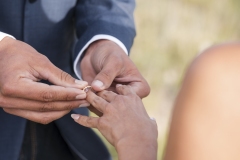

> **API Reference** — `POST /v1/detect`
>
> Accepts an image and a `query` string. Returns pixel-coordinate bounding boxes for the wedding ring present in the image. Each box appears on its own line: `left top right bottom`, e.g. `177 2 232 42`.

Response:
83 86 92 93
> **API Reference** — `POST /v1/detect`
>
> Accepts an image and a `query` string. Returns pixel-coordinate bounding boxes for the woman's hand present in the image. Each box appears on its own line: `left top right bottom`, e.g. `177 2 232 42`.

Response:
71 84 158 160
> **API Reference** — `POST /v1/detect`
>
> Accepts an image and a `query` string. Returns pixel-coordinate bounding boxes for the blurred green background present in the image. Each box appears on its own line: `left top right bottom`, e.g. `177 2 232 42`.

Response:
94 0 240 159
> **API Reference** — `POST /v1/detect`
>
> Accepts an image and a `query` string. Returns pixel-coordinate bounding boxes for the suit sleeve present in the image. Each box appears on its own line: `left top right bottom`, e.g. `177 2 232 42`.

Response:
73 0 136 60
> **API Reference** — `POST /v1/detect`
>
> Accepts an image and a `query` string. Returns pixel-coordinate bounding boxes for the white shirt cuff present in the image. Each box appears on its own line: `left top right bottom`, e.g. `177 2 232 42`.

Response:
73 35 128 80
0 32 15 41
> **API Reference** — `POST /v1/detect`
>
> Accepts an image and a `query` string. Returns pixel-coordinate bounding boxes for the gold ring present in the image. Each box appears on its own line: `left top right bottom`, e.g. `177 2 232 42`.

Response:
83 86 92 93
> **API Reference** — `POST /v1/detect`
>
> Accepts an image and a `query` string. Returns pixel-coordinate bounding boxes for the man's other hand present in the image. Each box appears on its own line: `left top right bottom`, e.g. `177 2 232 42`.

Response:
0 37 89 124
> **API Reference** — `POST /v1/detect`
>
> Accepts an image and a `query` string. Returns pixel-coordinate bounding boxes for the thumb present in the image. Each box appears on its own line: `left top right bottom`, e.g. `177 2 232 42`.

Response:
39 62 88 89
91 65 118 91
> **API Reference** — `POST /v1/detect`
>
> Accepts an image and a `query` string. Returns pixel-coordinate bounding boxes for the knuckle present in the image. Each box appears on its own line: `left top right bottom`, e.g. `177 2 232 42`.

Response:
104 104 113 113
40 103 54 111
98 118 108 129
37 55 50 66
92 96 101 106
102 91 112 99
40 91 55 102
39 54 48 60
64 104 74 110
115 96 123 103
86 117 94 125
115 97 127 110
40 55 50 63
64 93 72 101
60 71 72 82
42 55 50 62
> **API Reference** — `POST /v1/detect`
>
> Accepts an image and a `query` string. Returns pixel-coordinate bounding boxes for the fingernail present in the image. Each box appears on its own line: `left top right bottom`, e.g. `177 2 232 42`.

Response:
75 80 88 86
79 103 90 107
76 93 86 99
92 80 104 89
71 114 80 120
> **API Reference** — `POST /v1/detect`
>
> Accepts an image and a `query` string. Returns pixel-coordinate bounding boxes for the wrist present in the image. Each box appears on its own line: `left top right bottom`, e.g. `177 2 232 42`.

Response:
116 135 158 160
116 135 158 151
84 39 121 57
115 121 158 160
117 140 158 160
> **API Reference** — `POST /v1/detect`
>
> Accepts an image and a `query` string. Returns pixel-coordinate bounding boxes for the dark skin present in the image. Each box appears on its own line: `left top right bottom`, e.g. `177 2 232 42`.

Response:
0 37 150 123
0 37 89 124
72 85 158 160
81 40 150 115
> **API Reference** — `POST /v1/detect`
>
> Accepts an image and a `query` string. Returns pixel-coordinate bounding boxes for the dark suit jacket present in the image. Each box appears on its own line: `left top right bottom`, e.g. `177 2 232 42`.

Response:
0 0 135 159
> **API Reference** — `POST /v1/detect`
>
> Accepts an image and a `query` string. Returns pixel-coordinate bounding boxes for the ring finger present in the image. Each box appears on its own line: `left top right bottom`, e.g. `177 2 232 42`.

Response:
97 90 117 103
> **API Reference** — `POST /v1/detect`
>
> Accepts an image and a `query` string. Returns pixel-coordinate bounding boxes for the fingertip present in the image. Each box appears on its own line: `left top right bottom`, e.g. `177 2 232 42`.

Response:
71 114 80 120
91 80 105 91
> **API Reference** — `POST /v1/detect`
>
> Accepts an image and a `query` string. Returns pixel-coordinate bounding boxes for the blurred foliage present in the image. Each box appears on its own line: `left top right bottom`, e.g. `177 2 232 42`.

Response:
94 0 240 159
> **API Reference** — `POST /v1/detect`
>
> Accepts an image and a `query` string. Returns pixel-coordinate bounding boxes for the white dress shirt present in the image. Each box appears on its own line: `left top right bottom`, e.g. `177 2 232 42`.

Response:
0 32 15 41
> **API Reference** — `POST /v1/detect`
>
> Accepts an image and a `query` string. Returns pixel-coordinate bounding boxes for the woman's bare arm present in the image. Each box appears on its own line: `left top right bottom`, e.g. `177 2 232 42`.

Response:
164 43 240 160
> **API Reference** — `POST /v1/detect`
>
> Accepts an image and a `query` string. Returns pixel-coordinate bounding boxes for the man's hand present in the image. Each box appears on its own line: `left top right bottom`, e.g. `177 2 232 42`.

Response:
71 85 158 160
80 40 150 98
0 37 89 124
